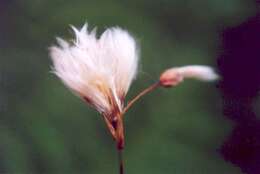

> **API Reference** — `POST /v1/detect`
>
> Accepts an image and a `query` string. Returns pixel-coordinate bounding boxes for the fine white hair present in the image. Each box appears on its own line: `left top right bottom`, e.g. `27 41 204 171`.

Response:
49 24 139 115
159 65 218 87
173 65 219 81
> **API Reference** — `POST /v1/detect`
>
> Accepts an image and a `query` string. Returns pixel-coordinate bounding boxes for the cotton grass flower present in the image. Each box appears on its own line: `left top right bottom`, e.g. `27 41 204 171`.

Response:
49 23 219 174
49 24 139 149
122 65 218 114
159 65 219 87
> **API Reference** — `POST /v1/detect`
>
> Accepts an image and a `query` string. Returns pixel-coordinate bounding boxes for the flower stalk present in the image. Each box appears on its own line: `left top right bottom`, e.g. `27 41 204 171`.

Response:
123 82 160 114
118 147 124 174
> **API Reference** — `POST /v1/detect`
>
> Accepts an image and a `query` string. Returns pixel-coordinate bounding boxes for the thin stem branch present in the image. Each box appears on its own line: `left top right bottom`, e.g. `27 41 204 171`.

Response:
123 82 160 114
117 148 124 174
114 82 160 174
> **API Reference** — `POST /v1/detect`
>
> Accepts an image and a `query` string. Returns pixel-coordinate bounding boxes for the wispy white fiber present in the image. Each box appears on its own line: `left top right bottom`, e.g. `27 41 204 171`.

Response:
49 24 139 115
160 65 218 87
173 65 219 81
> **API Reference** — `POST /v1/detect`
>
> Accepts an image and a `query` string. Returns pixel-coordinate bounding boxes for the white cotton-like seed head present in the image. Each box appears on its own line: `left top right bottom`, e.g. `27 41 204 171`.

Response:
49 24 139 116
160 65 218 87
175 65 219 81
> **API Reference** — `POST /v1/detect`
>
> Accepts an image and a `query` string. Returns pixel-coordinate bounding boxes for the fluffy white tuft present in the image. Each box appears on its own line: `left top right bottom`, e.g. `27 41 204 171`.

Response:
49 24 139 115
159 65 218 87
176 65 219 81
175 65 219 81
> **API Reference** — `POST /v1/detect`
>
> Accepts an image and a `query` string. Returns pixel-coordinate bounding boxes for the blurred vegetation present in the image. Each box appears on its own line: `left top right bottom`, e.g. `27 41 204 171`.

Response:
0 0 257 173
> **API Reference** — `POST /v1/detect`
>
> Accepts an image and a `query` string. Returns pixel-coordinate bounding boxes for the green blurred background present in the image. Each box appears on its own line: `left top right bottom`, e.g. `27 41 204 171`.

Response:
0 0 257 173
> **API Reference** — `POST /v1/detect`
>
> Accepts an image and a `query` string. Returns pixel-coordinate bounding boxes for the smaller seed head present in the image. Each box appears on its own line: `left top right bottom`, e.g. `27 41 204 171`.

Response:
159 65 218 87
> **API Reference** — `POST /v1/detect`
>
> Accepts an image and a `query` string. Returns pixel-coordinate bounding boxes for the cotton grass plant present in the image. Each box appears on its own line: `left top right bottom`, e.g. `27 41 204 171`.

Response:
49 23 218 174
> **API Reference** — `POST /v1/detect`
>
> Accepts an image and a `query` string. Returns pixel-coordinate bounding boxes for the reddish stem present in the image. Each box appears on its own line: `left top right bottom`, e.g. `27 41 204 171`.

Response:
123 82 160 114
118 148 124 174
